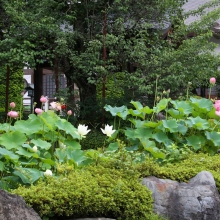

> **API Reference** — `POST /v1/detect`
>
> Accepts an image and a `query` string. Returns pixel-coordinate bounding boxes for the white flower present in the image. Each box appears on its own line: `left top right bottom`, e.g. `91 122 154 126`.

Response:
101 124 116 137
77 124 91 138
50 101 61 111
44 169 53 176
59 142 66 149
32 146 38 153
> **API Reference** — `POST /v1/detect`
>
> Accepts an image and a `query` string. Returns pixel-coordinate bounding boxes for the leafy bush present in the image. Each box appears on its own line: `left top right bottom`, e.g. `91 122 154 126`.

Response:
12 165 153 220
81 129 106 150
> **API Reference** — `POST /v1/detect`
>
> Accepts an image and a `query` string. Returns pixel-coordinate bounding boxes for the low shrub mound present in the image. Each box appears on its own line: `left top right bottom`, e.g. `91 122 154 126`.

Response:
12 166 153 220
135 153 220 190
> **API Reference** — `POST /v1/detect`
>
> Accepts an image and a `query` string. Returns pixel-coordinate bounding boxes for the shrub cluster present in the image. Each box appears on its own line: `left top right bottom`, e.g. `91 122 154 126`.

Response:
12 165 153 220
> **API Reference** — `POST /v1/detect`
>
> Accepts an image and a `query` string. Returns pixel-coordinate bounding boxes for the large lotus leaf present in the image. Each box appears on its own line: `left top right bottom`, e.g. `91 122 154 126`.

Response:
116 109 129 120
167 108 184 119
104 105 128 119
55 148 67 163
190 97 213 112
31 139 51 150
0 131 26 150
66 148 87 165
129 119 145 127
152 131 172 146
177 122 188 135
0 148 19 160
64 139 81 149
207 107 220 120
128 109 145 119
187 116 210 130
106 142 119 152
55 119 80 139
205 131 220 146
14 118 42 135
161 119 178 133
142 106 154 115
186 135 206 150
43 131 58 142
130 100 143 110
40 110 59 130
16 147 34 158
154 98 170 114
140 138 165 159
124 129 137 140
134 127 153 139
143 121 160 128
40 158 55 166
0 123 12 132
170 100 192 115
13 167 42 184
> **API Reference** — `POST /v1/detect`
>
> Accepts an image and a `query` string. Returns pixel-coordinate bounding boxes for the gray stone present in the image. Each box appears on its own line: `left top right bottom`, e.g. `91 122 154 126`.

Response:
0 189 41 220
142 171 220 220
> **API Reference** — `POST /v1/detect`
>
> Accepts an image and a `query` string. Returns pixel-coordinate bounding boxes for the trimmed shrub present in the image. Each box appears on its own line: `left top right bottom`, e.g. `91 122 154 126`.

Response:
12 165 153 220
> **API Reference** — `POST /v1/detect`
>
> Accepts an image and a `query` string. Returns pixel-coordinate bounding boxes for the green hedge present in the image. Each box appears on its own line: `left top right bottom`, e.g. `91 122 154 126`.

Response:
12 166 153 220
0 66 24 115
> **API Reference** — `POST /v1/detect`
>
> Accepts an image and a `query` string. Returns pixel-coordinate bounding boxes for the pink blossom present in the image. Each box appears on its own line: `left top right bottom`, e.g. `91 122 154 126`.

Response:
7 111 19 118
210 77 216 85
50 101 61 111
214 100 220 116
40 96 47 103
35 108 43 115
67 110 72 116
10 102 16 108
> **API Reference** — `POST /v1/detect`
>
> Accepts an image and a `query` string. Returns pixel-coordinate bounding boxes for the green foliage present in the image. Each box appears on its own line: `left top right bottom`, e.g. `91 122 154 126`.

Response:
135 152 220 192
0 66 24 115
81 129 106 150
104 97 220 162
12 166 153 220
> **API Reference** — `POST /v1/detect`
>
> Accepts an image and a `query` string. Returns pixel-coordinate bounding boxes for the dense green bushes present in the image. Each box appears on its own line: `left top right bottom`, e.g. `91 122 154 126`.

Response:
12 166 153 220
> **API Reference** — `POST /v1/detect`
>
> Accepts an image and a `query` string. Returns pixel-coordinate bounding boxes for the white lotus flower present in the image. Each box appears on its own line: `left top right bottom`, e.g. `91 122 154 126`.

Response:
44 169 53 176
101 124 116 137
77 124 91 138
32 146 38 153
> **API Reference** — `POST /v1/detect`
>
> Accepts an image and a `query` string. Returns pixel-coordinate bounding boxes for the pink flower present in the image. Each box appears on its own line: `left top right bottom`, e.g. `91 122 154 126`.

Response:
7 111 19 118
214 100 220 116
67 110 72 116
35 108 43 115
10 102 16 108
210 77 216 85
50 102 61 111
40 96 47 103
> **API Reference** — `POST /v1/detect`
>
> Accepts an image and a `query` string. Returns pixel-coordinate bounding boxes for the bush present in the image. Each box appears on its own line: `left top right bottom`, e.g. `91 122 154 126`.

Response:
12 165 153 220
135 153 220 191
81 129 106 150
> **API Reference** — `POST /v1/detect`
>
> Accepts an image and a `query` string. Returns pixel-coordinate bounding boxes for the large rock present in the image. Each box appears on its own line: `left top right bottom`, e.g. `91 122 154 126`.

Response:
142 171 220 220
0 189 41 220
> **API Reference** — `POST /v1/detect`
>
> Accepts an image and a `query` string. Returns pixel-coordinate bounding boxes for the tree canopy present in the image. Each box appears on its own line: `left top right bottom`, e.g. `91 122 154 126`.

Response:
0 0 220 121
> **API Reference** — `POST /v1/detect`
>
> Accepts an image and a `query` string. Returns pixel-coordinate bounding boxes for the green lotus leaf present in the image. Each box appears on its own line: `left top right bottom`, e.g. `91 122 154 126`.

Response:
130 101 143 110
134 127 153 139
161 119 178 133
190 97 213 112
31 139 51 150
16 147 34 158
55 148 67 163
128 109 145 119
104 105 128 116
14 118 42 135
170 100 192 115
66 148 87 165
0 148 19 160
186 135 206 150
0 131 27 149
55 119 80 139
205 131 220 146
187 116 210 130
106 142 119 152
154 98 169 113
